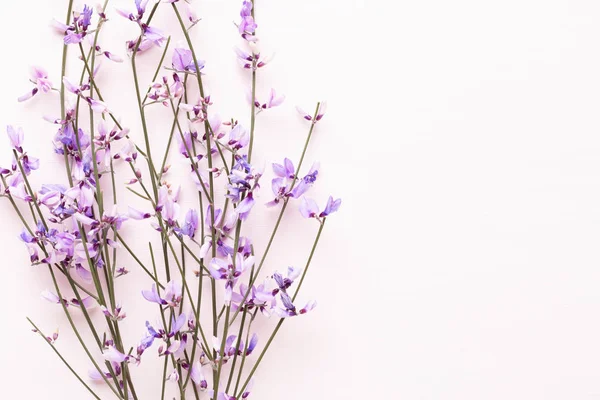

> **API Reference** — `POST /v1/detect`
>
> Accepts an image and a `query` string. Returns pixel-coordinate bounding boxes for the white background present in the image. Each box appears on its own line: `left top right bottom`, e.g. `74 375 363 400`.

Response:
1 0 600 399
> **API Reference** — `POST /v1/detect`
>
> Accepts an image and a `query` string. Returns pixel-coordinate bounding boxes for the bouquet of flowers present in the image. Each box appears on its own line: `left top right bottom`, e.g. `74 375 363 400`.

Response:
2 0 340 398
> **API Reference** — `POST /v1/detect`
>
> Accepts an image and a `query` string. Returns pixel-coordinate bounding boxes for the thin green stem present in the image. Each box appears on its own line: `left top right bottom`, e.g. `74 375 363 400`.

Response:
48 266 121 398
27 318 101 400
225 308 247 392
116 232 164 288
236 220 326 397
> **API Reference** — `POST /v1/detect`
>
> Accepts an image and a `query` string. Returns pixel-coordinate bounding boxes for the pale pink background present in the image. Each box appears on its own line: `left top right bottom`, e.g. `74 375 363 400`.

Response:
2 0 600 399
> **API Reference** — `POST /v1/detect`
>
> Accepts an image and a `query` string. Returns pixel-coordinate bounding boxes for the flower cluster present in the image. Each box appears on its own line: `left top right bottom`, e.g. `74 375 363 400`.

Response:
3 1 340 399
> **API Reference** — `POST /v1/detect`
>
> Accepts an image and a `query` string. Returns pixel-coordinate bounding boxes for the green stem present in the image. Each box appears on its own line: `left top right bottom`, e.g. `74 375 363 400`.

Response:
27 318 101 400
236 220 326 397
48 266 121 398
293 220 325 301
225 308 247 392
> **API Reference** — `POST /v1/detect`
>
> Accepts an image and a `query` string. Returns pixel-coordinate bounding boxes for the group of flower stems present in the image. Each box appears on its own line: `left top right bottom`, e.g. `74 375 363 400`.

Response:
6 1 327 399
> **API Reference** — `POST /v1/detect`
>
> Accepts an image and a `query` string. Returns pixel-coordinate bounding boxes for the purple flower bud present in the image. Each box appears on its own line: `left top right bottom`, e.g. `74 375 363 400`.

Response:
246 333 258 355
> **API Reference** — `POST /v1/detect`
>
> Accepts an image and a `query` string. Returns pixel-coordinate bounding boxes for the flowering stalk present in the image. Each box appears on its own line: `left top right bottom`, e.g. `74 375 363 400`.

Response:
235 220 326 397
230 102 321 325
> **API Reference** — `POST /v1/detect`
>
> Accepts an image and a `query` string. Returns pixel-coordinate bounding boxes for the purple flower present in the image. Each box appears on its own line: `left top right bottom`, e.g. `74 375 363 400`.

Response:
18 67 53 102
198 206 236 258
190 360 208 390
276 291 317 318
157 185 180 227
227 124 249 150
209 254 255 305
116 0 148 21
143 25 166 47
231 282 276 316
296 102 327 122
21 155 40 175
115 140 138 163
178 208 198 238
64 32 84 44
235 192 255 221
290 162 319 198
7 126 24 152
128 206 152 220
267 160 318 206
169 313 187 337
299 196 341 219
80 5 93 30
103 345 129 363
239 1 257 35
273 266 301 292
142 283 165 305
172 48 204 72
253 88 285 110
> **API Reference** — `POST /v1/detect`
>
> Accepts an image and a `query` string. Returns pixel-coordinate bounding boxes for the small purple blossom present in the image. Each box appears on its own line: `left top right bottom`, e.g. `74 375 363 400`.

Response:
252 88 285 110
296 102 327 122
7 126 24 152
238 1 257 36
209 254 255 305
299 196 342 219
18 67 53 102
172 48 204 72
190 360 208 390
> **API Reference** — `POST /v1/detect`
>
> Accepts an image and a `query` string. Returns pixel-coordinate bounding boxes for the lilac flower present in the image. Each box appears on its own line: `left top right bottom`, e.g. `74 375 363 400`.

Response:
103 345 129 363
64 31 84 44
241 380 254 399
212 334 238 362
226 156 262 219
276 291 317 318
232 283 272 314
128 206 152 220
296 102 327 122
267 159 319 206
87 97 109 114
253 88 285 110
190 360 208 390
115 140 138 163
158 339 181 356
299 196 342 219
142 283 164 305
116 0 148 21
88 368 115 382
172 48 204 72
18 67 53 102
198 206 236 258
143 25 167 47
156 185 181 228
165 280 183 307
227 124 249 150
101 305 126 321
239 1 257 35
273 266 302 292
7 126 24 152
234 47 271 69
168 369 179 383
289 162 319 199
169 313 188 337
79 5 93 30
178 208 198 238
236 192 255 221
21 155 40 175
208 254 255 305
